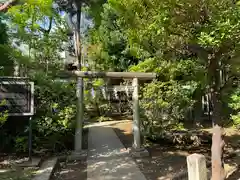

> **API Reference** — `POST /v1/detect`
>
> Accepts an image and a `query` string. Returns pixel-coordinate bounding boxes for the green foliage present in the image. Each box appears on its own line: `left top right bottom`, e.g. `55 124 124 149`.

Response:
87 2 140 71
32 74 77 152
85 0 106 27
84 78 110 118
0 13 8 44
15 136 28 152
7 0 68 77
0 13 15 76
140 80 197 136
0 100 8 125
3 0 240 152
0 0 73 153
85 0 240 131
130 58 204 135
229 87 240 127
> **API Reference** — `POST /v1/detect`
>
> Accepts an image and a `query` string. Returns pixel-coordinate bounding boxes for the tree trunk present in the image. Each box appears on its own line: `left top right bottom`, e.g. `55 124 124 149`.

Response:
211 125 225 180
208 58 225 180
208 57 222 126
211 90 222 126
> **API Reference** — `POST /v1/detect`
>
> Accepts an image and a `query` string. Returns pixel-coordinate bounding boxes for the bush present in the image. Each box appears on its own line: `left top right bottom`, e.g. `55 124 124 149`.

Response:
32 74 77 152
0 73 78 153
140 80 197 139
0 99 8 125
229 87 240 128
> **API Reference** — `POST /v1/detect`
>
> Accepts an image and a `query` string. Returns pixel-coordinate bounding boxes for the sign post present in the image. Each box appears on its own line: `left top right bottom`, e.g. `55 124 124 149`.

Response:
0 78 34 161
28 116 32 161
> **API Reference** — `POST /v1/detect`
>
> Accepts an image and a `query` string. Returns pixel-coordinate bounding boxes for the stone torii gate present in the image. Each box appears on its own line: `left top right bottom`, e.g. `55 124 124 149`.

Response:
64 70 157 155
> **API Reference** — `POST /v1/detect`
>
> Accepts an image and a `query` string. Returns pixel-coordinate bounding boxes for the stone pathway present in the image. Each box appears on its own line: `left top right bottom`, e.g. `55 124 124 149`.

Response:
86 121 147 180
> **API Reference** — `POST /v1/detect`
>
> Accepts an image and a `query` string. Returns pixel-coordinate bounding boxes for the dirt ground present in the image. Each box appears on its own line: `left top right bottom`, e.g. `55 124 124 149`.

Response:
52 160 87 180
0 129 89 180
0 168 35 180
111 120 240 180
0 155 37 180
52 128 88 180
2 120 239 180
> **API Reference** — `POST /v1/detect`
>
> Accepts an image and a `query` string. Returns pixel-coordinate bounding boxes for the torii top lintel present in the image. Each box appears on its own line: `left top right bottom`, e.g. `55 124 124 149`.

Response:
63 71 157 80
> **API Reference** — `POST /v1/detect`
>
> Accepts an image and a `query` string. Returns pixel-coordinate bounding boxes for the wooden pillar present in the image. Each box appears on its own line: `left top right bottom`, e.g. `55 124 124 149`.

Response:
132 78 141 149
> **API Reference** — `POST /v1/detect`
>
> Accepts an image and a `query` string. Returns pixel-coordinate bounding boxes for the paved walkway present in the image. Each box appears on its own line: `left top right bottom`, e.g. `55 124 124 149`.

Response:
86 121 147 180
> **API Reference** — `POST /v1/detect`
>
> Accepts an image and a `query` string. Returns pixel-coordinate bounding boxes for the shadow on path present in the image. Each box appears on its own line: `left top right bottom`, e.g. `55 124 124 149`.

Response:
87 124 146 180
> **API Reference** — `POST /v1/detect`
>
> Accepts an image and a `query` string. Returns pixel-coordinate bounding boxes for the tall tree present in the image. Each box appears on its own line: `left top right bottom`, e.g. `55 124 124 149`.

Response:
87 3 142 71
103 0 240 126
0 13 14 75
7 0 68 76
88 0 240 178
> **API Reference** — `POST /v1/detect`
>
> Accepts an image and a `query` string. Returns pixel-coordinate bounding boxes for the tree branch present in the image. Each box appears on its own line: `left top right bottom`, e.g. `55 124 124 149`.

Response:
39 16 53 34
47 16 53 34
220 75 239 93
0 0 16 12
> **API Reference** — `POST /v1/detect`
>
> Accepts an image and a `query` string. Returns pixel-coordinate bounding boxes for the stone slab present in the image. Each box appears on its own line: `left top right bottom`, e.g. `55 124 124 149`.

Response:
57 151 88 162
32 157 58 180
16 158 42 167
129 147 150 158
68 151 88 161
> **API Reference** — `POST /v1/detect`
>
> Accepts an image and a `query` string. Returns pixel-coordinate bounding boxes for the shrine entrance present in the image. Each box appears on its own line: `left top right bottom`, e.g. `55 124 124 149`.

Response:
62 71 156 153
86 83 134 118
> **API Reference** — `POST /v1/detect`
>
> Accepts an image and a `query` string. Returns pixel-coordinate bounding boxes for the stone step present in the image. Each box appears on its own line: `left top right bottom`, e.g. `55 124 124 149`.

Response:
32 157 58 180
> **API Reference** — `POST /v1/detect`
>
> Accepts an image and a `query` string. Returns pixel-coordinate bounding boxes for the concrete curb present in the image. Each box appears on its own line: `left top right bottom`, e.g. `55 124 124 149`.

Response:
32 157 58 180
31 151 87 180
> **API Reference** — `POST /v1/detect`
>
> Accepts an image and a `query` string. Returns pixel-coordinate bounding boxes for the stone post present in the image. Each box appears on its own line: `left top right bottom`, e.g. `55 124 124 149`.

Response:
132 77 141 149
74 2 84 153
130 78 149 157
187 153 207 180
